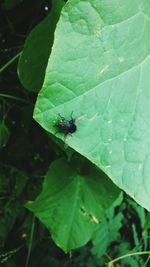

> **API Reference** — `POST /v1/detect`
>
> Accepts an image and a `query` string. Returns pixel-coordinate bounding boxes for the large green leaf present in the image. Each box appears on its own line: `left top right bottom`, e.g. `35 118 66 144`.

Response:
26 158 119 252
34 0 150 210
18 0 64 91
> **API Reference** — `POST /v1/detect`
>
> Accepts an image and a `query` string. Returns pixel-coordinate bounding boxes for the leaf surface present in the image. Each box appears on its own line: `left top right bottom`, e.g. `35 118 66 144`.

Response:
34 0 150 210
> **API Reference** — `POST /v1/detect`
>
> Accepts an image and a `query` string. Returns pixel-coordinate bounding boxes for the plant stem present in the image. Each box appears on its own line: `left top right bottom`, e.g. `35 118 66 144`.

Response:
0 51 22 73
142 254 150 267
0 93 30 104
107 251 150 267
25 215 35 267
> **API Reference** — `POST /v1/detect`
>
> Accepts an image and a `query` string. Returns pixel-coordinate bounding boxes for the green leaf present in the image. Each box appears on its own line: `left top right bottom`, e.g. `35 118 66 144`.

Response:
0 122 10 148
34 0 150 210
18 0 64 91
26 158 119 252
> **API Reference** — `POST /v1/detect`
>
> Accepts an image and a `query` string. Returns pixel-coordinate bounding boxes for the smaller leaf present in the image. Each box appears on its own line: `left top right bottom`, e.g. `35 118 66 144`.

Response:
26 158 120 252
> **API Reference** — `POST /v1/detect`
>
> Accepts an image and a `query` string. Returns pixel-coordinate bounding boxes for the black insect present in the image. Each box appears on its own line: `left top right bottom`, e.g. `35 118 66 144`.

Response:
54 112 77 138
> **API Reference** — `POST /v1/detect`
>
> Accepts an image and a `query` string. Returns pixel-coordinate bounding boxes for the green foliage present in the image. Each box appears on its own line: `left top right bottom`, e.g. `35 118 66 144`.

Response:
1 0 150 266
91 193 123 258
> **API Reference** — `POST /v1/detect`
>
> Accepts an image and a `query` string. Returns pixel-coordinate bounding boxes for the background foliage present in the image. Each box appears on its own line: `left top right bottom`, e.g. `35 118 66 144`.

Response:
0 0 150 266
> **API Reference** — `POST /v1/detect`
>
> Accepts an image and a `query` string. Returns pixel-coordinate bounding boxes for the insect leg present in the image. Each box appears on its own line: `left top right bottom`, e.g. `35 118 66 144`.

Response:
70 111 74 120
58 113 65 120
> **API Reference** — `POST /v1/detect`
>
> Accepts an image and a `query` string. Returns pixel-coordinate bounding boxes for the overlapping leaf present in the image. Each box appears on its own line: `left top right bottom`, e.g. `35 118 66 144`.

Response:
34 0 150 210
